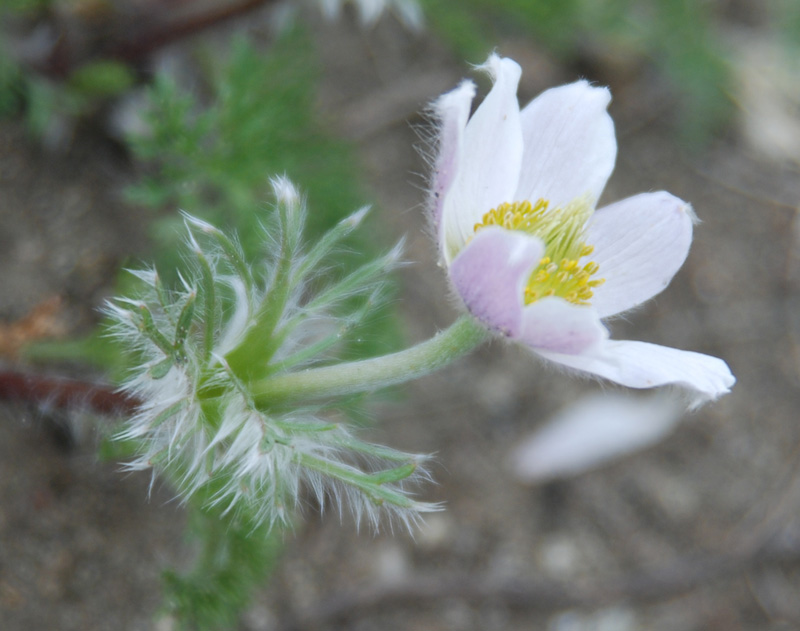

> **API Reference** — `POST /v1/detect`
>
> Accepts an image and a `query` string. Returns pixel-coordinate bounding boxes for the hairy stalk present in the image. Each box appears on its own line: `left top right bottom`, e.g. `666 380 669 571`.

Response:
252 315 488 409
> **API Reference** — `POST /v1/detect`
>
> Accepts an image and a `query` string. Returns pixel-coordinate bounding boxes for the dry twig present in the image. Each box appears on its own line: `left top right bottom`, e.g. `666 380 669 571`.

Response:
0 368 138 416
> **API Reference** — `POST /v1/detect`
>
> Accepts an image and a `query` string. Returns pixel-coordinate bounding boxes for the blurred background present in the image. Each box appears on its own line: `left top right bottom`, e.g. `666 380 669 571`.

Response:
2 0 800 629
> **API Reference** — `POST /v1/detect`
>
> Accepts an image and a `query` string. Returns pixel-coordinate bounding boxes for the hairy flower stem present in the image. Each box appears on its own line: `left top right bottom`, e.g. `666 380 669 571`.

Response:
252 315 488 409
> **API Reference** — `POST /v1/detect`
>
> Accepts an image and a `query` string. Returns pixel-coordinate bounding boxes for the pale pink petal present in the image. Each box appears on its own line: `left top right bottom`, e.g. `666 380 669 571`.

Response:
518 298 607 355
515 81 616 210
430 80 476 236
588 192 694 318
510 392 682 482
441 55 523 263
537 340 735 405
449 226 543 337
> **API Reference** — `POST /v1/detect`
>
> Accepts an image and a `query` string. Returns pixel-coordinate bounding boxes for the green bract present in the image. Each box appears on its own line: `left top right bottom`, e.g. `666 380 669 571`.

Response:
107 178 436 530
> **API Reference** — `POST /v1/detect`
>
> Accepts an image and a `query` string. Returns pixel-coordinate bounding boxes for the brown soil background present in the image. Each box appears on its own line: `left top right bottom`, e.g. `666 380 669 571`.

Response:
2 7 800 631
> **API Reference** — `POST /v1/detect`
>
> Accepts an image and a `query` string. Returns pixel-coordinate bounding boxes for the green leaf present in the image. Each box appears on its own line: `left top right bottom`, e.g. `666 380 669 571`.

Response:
370 462 418 485
148 356 174 380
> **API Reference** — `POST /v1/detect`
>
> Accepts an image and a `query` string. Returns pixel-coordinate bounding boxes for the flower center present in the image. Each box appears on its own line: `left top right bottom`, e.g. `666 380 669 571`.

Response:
474 198 605 306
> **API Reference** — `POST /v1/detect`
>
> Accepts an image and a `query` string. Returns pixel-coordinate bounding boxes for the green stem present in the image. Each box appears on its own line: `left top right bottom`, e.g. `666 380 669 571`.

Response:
252 315 488 409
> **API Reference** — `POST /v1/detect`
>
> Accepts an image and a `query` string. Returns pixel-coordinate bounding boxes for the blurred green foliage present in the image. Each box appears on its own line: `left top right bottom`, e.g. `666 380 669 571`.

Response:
0 51 23 117
0 55 135 139
1 0 51 12
420 0 733 141
125 28 400 363
775 0 800 49
162 503 284 631
127 29 366 261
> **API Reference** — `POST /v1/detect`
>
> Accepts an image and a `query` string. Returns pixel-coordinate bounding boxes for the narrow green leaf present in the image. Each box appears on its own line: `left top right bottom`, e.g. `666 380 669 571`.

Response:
153 271 174 322
148 356 174 380
259 432 275 454
150 400 188 429
272 419 338 434
224 220 294 376
183 213 255 292
293 206 370 283
192 245 217 363
370 462 418 485
303 247 398 314
296 452 415 509
174 291 197 350
136 304 175 357
328 433 423 462
264 288 381 376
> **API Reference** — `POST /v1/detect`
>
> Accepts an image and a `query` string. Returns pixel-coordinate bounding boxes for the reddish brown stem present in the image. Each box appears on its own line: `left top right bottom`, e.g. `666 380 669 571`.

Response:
0 368 139 415
25 0 281 79
105 0 278 66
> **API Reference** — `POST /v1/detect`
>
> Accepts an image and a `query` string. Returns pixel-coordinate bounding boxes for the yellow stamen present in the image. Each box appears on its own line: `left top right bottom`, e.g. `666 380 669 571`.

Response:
474 198 605 306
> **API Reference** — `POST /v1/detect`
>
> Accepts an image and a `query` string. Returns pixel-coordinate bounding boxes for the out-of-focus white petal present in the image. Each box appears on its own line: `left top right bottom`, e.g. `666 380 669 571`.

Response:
449 227 543 337
353 0 385 25
588 192 694 318
515 81 616 210
391 0 424 30
315 0 422 29
430 80 476 238
510 392 683 483
519 298 607 355
442 55 523 262
318 0 340 19
537 340 735 406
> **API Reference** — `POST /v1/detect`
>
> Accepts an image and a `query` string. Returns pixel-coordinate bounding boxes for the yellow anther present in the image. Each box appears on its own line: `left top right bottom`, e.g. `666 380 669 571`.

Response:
472 197 605 306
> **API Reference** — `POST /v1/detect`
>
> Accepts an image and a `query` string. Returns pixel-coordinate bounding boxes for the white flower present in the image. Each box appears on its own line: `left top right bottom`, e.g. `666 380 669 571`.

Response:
430 54 734 405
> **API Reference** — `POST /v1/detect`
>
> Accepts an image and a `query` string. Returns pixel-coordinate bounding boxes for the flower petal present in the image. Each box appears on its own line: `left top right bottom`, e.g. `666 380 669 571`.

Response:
537 340 735 405
515 81 616 210
430 80 476 238
441 55 523 263
518 298 607 355
510 392 683 483
588 192 694 318
449 226 543 337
